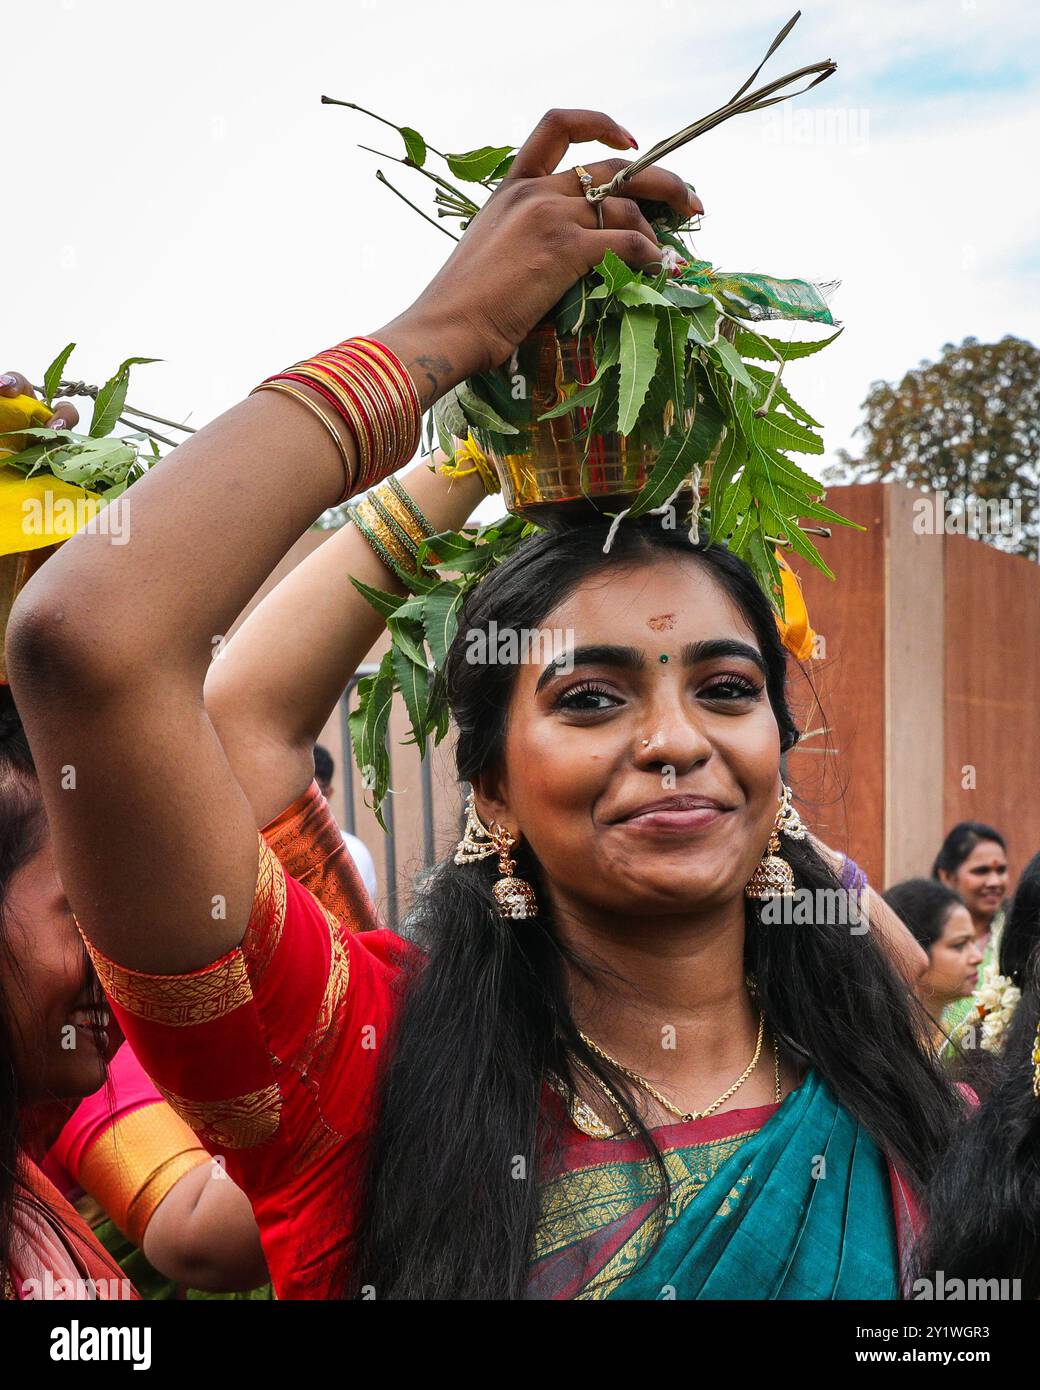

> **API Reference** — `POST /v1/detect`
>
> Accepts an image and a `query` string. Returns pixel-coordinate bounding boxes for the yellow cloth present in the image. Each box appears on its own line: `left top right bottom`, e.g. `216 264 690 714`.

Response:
775 552 816 661
0 465 102 556
0 393 54 458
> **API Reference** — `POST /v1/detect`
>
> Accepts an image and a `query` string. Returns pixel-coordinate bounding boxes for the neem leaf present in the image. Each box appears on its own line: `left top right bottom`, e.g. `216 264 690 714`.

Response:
391 643 432 747
417 528 476 567
435 388 468 440
735 327 843 362
423 581 463 668
387 612 430 668
662 283 712 311
617 307 659 436
553 278 592 337
686 303 719 346
349 574 407 621
596 248 637 297
43 342 76 405
711 457 752 542
753 409 824 456
710 337 754 391
445 145 514 182
627 423 703 518
660 308 688 416
348 651 395 829
778 518 834 580
456 382 519 434
399 126 427 167
468 369 529 429
90 357 159 438
616 282 672 309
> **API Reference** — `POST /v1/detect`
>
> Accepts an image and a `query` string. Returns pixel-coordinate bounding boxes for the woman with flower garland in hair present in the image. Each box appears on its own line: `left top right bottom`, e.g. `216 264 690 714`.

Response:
8 109 962 1300
919 853 1040 1295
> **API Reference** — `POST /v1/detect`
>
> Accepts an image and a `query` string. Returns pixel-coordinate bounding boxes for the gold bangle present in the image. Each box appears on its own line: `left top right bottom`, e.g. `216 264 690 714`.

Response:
352 496 416 575
252 380 355 502
383 475 435 535
281 362 377 484
372 480 440 566
369 490 421 560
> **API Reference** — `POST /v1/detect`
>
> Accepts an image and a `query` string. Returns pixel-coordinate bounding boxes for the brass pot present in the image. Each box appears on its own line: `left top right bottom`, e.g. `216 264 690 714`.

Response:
0 547 57 683
485 320 679 524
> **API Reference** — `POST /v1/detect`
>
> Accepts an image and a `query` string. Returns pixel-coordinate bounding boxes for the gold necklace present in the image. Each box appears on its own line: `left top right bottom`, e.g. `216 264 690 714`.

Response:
578 1010 781 1124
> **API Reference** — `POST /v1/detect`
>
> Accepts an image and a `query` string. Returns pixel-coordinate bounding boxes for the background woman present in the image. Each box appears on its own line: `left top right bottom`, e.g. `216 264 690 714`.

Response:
881 879 982 1056
0 687 130 1298
0 683 271 1299
8 108 961 1299
932 822 1009 1033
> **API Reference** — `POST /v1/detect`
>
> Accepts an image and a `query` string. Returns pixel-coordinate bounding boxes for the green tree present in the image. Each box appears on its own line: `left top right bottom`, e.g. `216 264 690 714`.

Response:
828 335 1040 556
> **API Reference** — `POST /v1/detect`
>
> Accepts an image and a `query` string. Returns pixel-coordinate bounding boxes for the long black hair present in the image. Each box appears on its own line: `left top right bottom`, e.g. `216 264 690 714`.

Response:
920 852 1040 1294
349 518 961 1299
0 683 49 1291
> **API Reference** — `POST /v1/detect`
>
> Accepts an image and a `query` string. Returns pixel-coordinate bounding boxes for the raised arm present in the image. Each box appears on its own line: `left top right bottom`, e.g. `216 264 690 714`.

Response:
203 461 485 829
7 109 699 976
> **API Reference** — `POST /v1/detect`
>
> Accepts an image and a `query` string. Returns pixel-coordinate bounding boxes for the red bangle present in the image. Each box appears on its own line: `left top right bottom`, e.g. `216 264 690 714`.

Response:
252 336 421 497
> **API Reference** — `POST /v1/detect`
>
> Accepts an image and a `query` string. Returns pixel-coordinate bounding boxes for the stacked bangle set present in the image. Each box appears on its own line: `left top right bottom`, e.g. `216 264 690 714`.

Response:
252 336 422 503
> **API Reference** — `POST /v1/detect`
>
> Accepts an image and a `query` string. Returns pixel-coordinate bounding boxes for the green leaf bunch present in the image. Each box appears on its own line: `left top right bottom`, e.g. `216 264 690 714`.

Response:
0 345 162 499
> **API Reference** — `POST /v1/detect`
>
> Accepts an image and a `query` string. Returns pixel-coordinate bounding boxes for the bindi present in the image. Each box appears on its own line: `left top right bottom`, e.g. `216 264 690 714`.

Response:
647 613 676 632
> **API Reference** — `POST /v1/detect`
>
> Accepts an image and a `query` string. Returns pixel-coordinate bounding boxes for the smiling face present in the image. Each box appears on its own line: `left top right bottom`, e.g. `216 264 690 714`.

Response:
3 836 111 1104
919 903 984 1007
940 840 1008 930
476 555 782 925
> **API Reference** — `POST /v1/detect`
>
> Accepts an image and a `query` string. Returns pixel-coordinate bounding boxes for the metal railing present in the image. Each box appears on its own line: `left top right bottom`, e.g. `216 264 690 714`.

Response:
338 663 460 931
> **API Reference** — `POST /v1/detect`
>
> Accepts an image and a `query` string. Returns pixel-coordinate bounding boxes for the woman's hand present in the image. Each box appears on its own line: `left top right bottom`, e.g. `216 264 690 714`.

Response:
377 108 703 399
0 369 80 431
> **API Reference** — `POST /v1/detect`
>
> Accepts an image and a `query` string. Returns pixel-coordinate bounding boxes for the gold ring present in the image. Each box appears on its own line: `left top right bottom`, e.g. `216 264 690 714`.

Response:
574 164 604 227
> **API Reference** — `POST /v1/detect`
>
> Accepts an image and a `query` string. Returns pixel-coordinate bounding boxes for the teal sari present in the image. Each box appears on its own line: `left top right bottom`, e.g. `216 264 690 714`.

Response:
606 1070 898 1299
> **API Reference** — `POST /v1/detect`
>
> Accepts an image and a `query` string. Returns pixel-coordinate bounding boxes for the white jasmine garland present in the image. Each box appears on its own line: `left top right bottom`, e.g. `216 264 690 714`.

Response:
972 959 1021 1054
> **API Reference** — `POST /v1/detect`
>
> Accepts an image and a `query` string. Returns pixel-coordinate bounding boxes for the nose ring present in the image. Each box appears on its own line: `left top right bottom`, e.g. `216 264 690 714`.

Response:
641 738 651 747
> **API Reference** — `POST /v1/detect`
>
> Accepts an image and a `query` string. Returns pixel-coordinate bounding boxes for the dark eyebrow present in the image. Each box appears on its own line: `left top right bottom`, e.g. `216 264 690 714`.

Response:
535 638 766 693
535 644 645 693
679 639 767 675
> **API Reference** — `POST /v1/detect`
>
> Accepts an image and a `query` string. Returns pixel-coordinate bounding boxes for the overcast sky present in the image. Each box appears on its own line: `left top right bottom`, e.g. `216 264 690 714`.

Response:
5 0 1038 482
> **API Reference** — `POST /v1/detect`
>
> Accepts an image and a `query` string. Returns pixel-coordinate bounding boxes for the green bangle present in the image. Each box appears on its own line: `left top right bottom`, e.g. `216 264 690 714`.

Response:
347 504 409 576
385 475 437 539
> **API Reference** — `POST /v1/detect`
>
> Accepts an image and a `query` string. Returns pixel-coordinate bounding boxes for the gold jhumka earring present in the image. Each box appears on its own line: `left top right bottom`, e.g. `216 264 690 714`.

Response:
745 784 807 899
454 791 538 920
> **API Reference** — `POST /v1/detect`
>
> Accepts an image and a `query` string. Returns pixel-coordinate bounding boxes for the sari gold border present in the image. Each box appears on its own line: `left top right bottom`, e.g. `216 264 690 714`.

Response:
155 1082 282 1151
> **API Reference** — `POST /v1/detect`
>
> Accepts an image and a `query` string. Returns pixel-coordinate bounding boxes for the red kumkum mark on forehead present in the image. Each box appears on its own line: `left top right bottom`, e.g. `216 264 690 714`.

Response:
647 613 676 632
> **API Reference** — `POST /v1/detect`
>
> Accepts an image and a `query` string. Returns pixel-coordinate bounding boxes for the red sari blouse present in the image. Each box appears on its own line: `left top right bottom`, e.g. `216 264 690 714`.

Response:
79 782 406 1299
